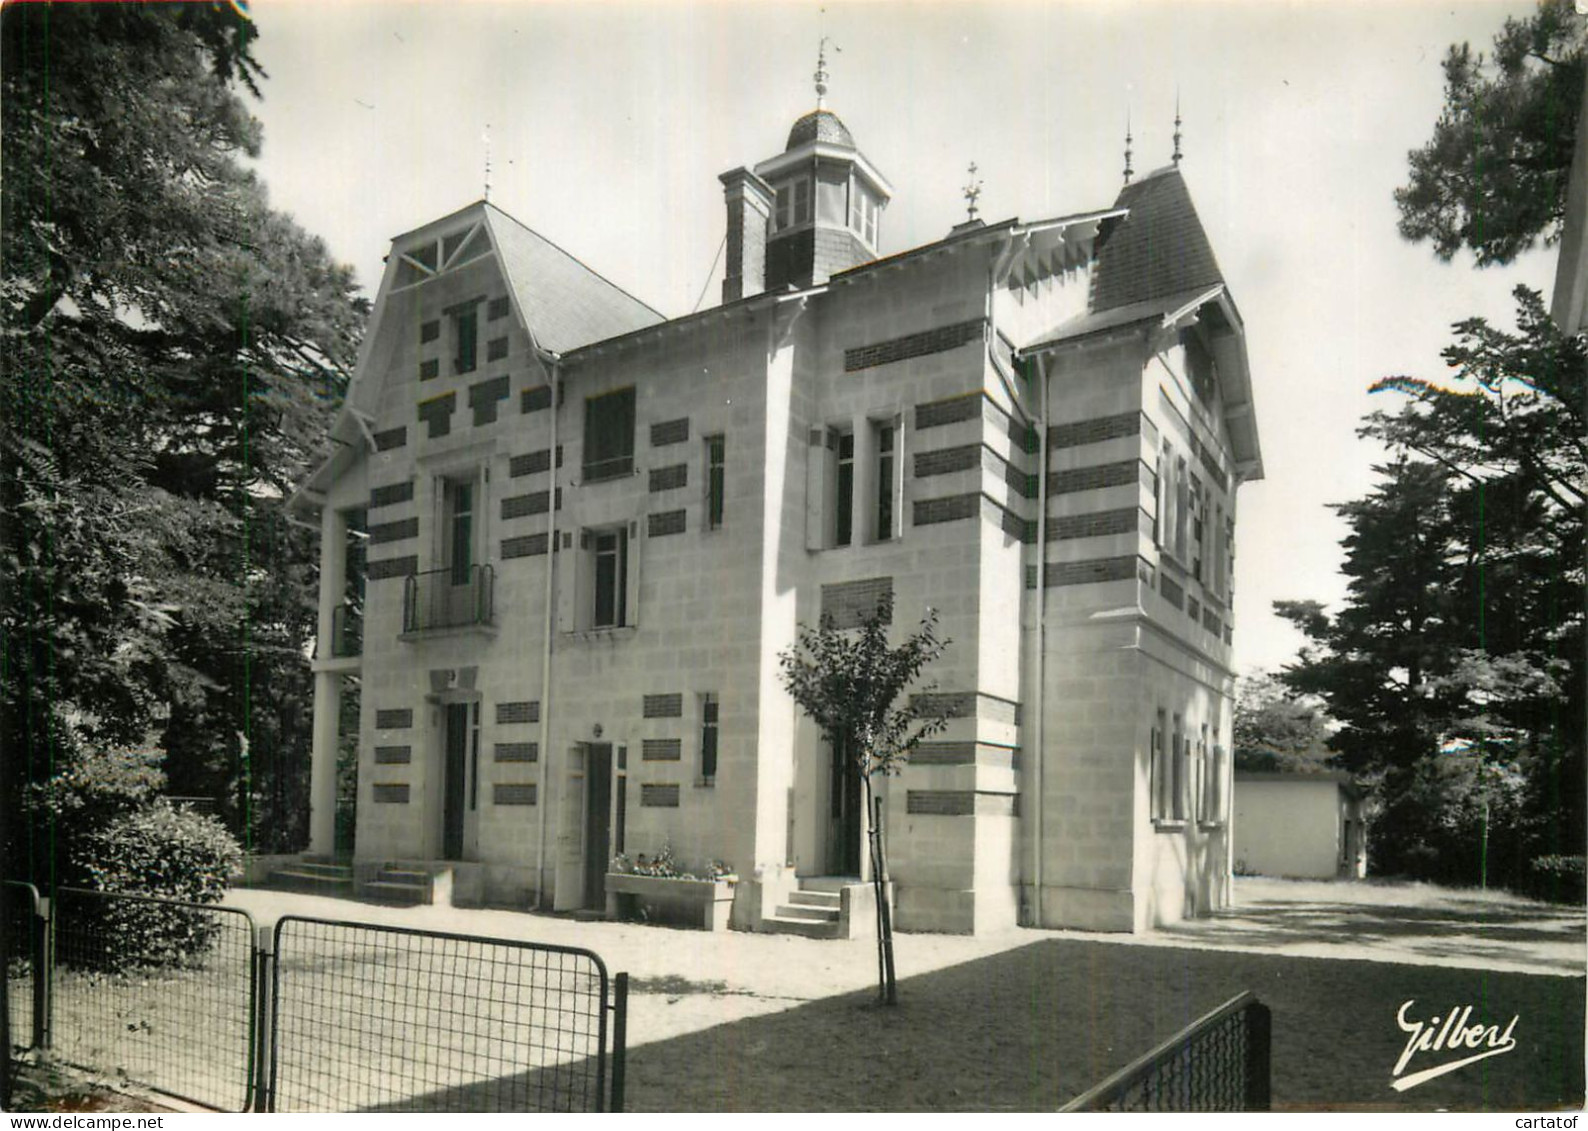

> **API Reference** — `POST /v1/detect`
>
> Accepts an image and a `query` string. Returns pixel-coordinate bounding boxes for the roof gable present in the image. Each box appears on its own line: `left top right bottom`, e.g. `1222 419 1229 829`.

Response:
1091 167 1224 314
481 204 663 353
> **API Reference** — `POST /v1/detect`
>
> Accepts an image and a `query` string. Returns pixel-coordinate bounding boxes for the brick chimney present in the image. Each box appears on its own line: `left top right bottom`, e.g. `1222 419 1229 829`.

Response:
719 167 773 304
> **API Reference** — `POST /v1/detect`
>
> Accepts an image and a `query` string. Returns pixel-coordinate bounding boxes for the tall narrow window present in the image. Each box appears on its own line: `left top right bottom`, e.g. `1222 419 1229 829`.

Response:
469 701 481 811
874 421 896 542
444 479 474 585
1191 478 1206 582
1150 711 1167 820
454 306 478 374
1172 715 1187 821
1173 457 1190 562
834 429 854 547
584 388 636 482
1199 722 1214 823
706 435 726 530
699 693 719 784
593 528 628 628
776 176 812 230
1152 454 1164 549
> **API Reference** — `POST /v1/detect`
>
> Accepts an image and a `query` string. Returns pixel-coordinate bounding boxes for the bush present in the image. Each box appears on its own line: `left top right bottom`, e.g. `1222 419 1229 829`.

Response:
68 800 242 972
1524 855 1586 905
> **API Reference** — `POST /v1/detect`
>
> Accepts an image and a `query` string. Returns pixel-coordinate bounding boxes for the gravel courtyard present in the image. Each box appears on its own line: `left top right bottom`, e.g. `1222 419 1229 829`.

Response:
211 876 1584 1112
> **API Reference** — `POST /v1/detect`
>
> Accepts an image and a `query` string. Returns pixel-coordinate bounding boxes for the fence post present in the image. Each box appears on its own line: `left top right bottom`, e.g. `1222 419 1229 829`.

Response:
1245 1000 1272 1111
609 971 628 1112
251 923 275 1112
33 895 50 1052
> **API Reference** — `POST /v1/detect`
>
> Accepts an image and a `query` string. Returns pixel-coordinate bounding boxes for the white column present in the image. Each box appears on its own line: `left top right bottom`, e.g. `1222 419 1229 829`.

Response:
308 505 347 857
852 414 877 544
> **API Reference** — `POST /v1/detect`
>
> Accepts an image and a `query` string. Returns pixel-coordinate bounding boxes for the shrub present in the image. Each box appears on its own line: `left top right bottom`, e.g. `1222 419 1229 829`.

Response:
68 800 242 972
1524 855 1586 905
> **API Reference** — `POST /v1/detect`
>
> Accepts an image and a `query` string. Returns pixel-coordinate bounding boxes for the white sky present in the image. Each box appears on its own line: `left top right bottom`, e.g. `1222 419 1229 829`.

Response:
245 0 1557 677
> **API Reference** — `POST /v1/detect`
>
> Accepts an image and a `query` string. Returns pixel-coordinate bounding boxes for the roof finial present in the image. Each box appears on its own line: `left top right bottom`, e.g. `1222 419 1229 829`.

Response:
963 161 983 221
815 35 831 110
483 123 492 201
1172 93 1182 167
1123 111 1134 185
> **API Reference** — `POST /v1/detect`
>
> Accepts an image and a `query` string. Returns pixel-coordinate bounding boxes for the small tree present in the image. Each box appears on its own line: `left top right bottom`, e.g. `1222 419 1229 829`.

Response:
777 593 949 1004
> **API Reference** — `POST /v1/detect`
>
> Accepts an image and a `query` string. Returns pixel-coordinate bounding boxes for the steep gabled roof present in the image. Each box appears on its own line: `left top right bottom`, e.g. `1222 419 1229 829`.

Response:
1091 166 1224 314
482 203 663 353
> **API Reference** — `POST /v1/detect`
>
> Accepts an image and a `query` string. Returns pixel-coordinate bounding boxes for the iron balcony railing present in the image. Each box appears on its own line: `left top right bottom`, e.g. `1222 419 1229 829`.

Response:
402 564 494 635
330 605 362 657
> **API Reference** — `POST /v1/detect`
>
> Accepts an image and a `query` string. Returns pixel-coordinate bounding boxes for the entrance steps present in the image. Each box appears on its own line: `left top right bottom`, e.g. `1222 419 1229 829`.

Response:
359 865 439 906
268 857 354 898
762 876 852 940
265 857 461 907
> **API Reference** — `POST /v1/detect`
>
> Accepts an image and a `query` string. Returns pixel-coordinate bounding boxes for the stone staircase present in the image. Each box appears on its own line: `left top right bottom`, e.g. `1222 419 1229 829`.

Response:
359 865 440 906
762 876 849 940
266 858 452 906
268 857 354 898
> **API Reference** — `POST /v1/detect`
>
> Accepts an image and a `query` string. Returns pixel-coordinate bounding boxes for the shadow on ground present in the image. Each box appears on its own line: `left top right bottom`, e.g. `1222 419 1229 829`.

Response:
348 937 1585 1113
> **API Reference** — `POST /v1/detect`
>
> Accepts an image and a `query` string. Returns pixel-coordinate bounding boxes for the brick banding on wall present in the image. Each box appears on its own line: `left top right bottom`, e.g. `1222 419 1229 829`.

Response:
643 694 683 718
521 385 553 413
374 746 411 765
844 318 985 372
1187 596 1202 624
419 358 439 381
502 491 551 520
910 691 977 719
373 427 407 451
1001 457 1038 499
420 320 440 342
906 790 974 816
469 375 511 426
650 418 689 447
820 577 894 629
417 392 456 439
1160 573 1185 609
487 296 510 321
1203 607 1223 635
493 783 537 806
496 701 540 725
486 337 508 362
640 784 680 808
374 709 412 730
501 534 549 559
909 742 978 766
1028 556 1140 589
1050 461 1140 496
510 449 551 478
649 464 688 492
648 510 686 537
372 784 409 804
367 555 417 581
915 392 982 430
1049 412 1141 449
913 493 980 526
1047 508 1139 541
369 481 414 509
642 738 682 761
913 444 980 478
367 517 418 545
494 742 538 763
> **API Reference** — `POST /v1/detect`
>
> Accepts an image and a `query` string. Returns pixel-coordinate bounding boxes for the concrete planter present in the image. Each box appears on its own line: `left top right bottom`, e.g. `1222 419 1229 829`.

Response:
604 873 737 931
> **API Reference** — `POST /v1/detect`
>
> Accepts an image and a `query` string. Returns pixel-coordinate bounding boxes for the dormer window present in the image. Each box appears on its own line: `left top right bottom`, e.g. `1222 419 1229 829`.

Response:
850 188 878 246
775 176 813 232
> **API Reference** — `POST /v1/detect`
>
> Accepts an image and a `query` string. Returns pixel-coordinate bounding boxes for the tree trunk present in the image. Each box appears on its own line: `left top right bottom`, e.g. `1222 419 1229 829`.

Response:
872 793 897 1004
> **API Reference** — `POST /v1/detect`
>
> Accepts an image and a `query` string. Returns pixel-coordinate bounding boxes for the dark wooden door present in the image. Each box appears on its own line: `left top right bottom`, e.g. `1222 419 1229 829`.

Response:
830 732 863 876
443 703 468 860
583 744 612 908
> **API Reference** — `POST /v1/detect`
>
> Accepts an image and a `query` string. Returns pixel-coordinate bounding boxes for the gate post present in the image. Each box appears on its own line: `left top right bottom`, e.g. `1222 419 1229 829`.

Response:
33 895 50 1052
251 923 275 1112
609 971 628 1112
1245 1000 1272 1111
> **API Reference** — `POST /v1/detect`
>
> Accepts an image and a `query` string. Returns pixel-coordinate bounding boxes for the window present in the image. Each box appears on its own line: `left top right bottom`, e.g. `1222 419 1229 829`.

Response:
592 528 628 628
453 306 478 375
1202 727 1222 825
583 388 636 482
834 429 854 547
1193 723 1209 822
1150 711 1168 820
1173 457 1190 563
706 435 726 530
443 478 475 585
1152 454 1164 548
850 189 878 246
699 693 719 784
874 421 896 542
1191 477 1205 582
776 176 813 231
1172 715 1187 821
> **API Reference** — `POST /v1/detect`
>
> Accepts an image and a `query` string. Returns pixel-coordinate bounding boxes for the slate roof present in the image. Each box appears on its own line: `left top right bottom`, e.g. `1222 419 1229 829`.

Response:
1091 166 1225 314
1021 284 1224 355
786 108 855 150
483 203 663 353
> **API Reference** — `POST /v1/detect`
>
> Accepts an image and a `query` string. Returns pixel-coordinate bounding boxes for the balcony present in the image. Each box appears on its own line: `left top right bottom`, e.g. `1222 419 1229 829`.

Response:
329 605 362 658
402 565 495 639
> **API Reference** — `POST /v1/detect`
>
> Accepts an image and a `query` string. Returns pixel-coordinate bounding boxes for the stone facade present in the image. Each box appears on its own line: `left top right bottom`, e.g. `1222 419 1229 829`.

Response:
293 113 1263 934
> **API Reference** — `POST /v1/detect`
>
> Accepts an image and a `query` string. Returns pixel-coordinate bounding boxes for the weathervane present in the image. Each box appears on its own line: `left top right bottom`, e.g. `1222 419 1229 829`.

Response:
815 35 835 110
962 162 983 221
483 123 492 201
1172 95 1183 166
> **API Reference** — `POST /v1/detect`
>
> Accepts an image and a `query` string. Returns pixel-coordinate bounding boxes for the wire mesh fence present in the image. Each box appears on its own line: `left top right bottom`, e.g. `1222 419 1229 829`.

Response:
1060 990 1271 1112
50 887 258 1112
269 916 613 1112
4 881 42 1052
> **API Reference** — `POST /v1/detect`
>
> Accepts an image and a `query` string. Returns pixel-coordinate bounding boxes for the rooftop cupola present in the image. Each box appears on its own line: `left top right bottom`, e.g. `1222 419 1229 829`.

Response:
719 41 893 301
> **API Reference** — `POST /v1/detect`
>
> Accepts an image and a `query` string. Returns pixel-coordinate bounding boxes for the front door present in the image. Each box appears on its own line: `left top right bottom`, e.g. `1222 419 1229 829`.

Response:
443 703 468 860
583 743 613 908
829 733 863 876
